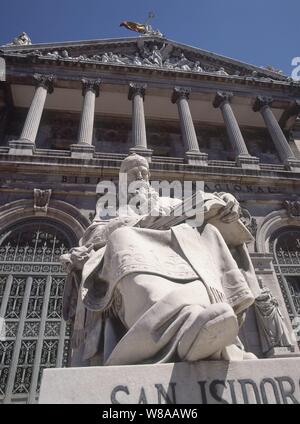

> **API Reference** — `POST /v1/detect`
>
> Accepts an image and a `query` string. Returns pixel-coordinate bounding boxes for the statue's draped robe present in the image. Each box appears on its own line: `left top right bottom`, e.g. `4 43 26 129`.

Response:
63 200 260 365
254 294 293 353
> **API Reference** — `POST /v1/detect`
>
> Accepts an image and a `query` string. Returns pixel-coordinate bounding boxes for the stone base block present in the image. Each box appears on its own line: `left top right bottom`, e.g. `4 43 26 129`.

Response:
8 139 35 155
129 147 153 162
39 358 300 404
185 151 208 166
285 158 300 172
236 155 260 170
70 143 95 159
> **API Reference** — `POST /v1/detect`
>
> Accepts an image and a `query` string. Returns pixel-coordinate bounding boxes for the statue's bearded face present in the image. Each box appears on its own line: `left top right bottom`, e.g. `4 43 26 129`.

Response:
124 165 159 215
126 165 149 185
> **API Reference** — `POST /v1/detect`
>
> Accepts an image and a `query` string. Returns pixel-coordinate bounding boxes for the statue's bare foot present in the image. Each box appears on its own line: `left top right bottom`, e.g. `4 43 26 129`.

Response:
178 303 239 361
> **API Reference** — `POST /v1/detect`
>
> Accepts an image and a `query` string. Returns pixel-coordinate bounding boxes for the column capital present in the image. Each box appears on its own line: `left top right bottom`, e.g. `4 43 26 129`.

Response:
81 78 101 97
128 82 147 101
213 91 233 108
253 96 273 112
171 87 191 104
33 73 55 94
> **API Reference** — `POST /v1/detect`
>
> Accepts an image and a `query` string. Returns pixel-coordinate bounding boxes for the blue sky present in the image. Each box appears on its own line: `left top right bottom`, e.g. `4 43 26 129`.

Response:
0 0 299 76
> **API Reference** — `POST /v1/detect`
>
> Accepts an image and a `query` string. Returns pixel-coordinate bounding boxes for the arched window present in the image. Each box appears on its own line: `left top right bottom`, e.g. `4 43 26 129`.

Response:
270 227 300 322
0 219 76 404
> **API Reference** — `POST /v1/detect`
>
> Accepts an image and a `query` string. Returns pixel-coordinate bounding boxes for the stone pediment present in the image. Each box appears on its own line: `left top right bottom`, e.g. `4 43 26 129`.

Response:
1 36 287 81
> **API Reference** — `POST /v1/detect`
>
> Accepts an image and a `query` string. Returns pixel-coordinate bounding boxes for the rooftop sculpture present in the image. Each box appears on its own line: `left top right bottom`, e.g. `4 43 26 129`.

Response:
120 12 164 38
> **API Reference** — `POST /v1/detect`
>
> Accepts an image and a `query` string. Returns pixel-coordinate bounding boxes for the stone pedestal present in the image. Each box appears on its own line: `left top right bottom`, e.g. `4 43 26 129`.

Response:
285 158 300 172
39 358 300 404
70 143 95 159
8 139 35 155
185 151 208 166
236 154 260 170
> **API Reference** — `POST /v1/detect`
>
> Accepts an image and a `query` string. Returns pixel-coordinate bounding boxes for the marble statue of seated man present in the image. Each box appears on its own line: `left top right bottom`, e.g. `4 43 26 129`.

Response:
61 153 260 366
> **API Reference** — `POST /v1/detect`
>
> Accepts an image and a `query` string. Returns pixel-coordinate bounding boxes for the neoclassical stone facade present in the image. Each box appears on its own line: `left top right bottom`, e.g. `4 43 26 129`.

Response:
0 34 300 403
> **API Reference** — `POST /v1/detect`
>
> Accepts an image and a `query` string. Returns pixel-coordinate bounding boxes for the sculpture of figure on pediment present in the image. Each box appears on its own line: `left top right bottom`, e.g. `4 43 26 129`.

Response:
61 153 260 366
163 58 175 69
254 286 292 354
61 50 69 59
139 42 169 67
27 50 42 57
142 56 155 67
132 53 143 66
215 67 229 76
101 52 110 63
8 31 32 46
174 52 191 71
108 52 126 64
76 54 88 61
264 65 283 75
91 54 101 62
47 51 60 59
192 61 204 73
148 45 163 67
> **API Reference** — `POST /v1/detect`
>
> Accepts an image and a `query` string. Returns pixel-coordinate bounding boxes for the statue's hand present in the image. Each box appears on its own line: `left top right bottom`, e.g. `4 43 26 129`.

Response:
217 193 241 223
60 244 94 272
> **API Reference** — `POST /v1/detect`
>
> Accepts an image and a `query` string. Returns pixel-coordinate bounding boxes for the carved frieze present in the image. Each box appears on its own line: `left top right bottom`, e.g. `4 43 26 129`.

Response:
9 40 286 81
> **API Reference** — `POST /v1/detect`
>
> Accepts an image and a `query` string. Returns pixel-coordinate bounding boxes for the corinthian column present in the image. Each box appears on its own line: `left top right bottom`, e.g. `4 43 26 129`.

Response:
71 78 101 159
213 91 259 169
9 74 54 155
253 96 300 170
172 87 208 166
128 82 152 161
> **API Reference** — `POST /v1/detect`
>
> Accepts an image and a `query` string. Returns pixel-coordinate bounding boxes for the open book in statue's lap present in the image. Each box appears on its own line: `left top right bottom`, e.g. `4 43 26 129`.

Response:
61 154 260 367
